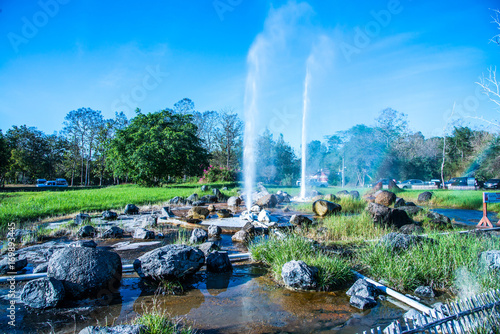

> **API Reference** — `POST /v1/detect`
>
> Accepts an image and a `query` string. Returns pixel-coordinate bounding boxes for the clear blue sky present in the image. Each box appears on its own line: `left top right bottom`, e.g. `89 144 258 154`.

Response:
0 0 498 149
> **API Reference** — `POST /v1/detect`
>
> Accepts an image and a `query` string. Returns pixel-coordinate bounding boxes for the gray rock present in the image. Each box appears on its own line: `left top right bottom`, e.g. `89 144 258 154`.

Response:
48 247 122 299
375 190 397 207
479 250 500 270
227 196 242 207
20 277 65 309
77 225 96 238
405 201 417 206
366 203 413 229
281 260 317 290
312 200 342 217
289 214 313 227
133 228 155 240
169 196 185 205
141 216 157 228
242 222 255 234
208 225 222 238
33 262 48 273
232 230 250 243
337 190 349 197
217 209 233 218
187 193 199 204
212 188 221 197
426 212 452 229
78 325 147 334
346 278 378 298
124 204 139 215
255 194 278 208
102 210 118 221
69 240 97 248
74 213 91 225
101 226 124 239
201 185 209 192
7 229 34 243
380 232 430 252
0 255 28 274
350 295 377 310
418 192 433 203
398 205 423 216
394 197 406 208
415 285 435 298
192 200 205 206
197 242 220 256
133 244 204 280
200 195 218 203
399 224 424 235
189 228 208 244
349 190 360 199
206 251 233 273
161 206 175 218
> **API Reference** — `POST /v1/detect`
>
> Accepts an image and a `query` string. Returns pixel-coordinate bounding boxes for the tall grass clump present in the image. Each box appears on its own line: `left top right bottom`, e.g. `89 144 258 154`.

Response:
337 196 366 214
316 212 388 243
249 234 353 290
358 232 500 293
135 301 195 334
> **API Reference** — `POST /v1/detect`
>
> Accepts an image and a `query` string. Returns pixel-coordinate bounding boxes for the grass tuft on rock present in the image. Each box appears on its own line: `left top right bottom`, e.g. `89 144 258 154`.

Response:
249 234 353 290
357 232 500 293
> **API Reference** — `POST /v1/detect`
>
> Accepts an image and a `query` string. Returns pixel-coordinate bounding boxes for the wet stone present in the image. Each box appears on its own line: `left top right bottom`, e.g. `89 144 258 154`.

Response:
124 204 140 215
208 224 222 238
0 255 28 274
21 277 65 309
101 226 124 239
77 225 96 238
346 278 378 299
74 213 91 225
281 260 317 290
134 228 155 240
190 228 208 244
197 241 220 257
102 210 118 221
414 285 435 298
206 251 233 273
349 295 377 310
232 230 250 243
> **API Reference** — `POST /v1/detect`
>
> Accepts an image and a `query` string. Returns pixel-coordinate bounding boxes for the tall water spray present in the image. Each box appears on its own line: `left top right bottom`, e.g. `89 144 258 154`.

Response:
300 68 311 199
243 48 259 210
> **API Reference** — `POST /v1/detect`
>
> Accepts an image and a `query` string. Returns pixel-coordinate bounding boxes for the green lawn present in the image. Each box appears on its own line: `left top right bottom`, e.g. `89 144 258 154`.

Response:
0 183 238 228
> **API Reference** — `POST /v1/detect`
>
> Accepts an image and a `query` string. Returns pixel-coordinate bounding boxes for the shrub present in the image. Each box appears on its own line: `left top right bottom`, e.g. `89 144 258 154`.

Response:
199 166 236 183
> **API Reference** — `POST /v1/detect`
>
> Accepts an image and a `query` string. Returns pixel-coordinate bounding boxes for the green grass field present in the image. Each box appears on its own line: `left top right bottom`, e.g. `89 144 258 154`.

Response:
0 183 238 228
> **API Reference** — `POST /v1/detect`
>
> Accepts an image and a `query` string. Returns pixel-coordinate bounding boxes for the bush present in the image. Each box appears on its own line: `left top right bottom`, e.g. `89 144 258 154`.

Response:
199 165 236 183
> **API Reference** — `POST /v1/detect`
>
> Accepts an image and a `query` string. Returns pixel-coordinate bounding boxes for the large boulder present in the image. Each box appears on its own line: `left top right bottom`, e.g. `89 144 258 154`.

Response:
206 251 232 273
124 204 139 215
20 277 65 309
375 190 396 207
187 206 210 220
101 226 124 239
79 325 147 334
197 242 220 256
312 200 341 217
189 228 208 244
0 255 27 274
255 194 278 208
77 225 96 238
418 192 433 203
366 203 412 229
227 196 242 207
48 247 122 299
133 244 204 280
281 260 317 290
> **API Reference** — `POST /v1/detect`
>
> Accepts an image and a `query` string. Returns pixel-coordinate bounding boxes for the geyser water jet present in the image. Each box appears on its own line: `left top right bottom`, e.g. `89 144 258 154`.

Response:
300 67 311 199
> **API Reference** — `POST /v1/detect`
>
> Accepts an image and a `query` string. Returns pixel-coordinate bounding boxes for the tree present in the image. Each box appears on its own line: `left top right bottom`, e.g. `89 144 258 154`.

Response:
62 108 104 186
375 108 409 148
213 108 243 169
274 134 299 185
0 131 10 186
173 98 195 115
109 109 208 186
193 110 219 153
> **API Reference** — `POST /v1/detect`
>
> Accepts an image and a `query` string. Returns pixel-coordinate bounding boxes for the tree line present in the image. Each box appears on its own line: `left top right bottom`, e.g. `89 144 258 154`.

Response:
0 100 498 187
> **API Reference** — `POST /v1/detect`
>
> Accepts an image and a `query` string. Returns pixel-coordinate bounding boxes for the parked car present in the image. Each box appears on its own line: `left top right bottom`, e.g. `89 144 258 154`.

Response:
37 178 68 188
448 177 480 188
55 178 68 187
484 179 500 190
444 177 462 188
36 179 47 187
429 179 442 188
398 179 425 189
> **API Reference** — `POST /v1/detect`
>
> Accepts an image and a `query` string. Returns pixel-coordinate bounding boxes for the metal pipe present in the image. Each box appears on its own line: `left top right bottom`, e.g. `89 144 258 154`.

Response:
352 270 433 315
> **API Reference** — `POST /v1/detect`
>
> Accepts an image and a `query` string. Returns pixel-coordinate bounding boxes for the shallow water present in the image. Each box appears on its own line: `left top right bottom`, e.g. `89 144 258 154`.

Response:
0 262 405 334
432 208 499 227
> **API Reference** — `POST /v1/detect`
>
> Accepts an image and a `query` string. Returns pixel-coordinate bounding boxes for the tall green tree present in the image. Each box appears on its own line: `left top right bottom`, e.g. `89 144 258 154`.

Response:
109 109 208 186
213 109 243 169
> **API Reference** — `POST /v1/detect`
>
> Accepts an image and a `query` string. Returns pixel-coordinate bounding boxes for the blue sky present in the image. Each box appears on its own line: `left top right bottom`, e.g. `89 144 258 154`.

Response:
0 0 499 149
